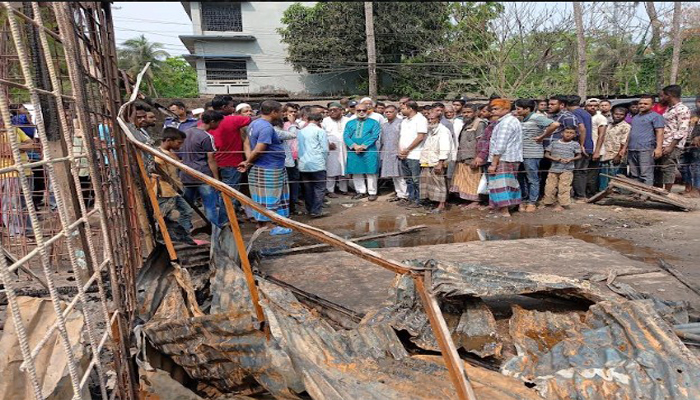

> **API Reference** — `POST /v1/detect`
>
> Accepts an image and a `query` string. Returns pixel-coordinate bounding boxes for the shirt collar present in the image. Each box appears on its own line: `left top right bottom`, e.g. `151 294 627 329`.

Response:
522 112 535 122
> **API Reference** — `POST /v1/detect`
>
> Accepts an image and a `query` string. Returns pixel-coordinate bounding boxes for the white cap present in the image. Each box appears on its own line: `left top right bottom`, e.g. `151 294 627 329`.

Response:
359 97 373 105
236 103 251 112
192 108 204 116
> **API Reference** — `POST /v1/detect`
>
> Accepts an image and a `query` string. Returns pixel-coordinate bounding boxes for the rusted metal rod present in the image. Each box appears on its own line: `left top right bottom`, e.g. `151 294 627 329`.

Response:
133 150 178 261
415 272 477 400
266 225 427 256
222 195 266 324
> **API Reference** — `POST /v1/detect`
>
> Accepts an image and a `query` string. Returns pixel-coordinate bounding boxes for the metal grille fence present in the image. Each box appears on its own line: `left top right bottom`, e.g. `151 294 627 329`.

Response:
0 2 139 399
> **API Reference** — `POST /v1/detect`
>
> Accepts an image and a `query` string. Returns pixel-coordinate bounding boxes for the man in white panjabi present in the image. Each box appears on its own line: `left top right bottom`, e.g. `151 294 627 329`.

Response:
322 102 350 197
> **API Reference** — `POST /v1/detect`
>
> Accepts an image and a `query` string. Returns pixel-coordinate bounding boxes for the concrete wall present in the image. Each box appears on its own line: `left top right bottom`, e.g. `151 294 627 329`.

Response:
185 2 360 96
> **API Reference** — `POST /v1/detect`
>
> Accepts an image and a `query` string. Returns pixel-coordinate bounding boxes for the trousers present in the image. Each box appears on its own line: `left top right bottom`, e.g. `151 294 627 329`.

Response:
543 171 574 206
352 174 378 195
326 175 348 193
628 150 655 186
393 176 408 199
301 170 327 215
572 156 589 198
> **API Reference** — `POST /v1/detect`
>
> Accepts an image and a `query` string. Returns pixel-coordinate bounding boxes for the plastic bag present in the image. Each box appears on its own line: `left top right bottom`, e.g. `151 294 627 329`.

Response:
477 173 488 195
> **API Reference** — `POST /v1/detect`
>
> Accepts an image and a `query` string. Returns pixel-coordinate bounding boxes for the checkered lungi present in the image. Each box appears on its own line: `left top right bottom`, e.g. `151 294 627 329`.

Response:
248 165 290 222
488 161 522 208
419 166 447 202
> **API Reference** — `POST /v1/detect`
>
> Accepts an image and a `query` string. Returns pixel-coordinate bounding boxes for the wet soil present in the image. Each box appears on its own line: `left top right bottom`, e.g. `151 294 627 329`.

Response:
243 186 700 290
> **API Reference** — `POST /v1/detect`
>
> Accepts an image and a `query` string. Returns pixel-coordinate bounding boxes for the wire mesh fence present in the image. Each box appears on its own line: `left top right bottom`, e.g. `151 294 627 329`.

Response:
0 3 140 399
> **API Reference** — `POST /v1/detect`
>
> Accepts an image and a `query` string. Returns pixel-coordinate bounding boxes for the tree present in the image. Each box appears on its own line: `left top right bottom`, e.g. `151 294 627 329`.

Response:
573 2 587 100
669 1 682 84
152 57 199 98
117 34 169 97
278 2 452 97
446 2 573 98
644 2 664 92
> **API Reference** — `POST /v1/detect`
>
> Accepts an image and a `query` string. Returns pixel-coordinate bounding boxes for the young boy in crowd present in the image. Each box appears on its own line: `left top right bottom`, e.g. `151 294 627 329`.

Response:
153 127 195 243
541 126 582 211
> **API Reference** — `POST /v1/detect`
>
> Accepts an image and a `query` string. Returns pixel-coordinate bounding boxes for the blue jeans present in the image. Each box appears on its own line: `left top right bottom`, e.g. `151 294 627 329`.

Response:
401 158 421 203
183 184 219 227
679 148 700 188
680 148 700 188
286 164 301 209
300 170 326 215
218 166 242 224
599 161 621 191
158 195 194 233
518 158 541 204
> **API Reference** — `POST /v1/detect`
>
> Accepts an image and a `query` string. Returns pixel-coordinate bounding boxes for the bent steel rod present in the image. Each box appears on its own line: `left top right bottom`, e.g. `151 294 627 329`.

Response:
117 64 477 400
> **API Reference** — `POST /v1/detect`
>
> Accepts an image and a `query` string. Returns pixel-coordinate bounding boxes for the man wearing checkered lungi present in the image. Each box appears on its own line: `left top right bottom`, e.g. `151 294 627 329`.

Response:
238 100 292 236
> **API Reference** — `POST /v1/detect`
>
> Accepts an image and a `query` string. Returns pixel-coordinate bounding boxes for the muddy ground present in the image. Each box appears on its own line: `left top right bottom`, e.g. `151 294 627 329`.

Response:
240 184 700 303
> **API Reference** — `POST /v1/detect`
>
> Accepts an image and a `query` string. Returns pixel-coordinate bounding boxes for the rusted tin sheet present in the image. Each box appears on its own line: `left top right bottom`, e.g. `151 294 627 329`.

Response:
424 259 612 303
142 283 303 397
502 300 700 400
141 240 544 399
259 279 543 400
363 275 502 358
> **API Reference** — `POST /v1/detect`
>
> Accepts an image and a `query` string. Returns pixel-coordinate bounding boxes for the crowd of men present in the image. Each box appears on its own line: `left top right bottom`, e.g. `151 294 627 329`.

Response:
130 85 699 239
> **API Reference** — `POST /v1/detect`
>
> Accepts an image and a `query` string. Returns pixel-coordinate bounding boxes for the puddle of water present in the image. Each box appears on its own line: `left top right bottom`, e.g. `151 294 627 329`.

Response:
270 214 674 264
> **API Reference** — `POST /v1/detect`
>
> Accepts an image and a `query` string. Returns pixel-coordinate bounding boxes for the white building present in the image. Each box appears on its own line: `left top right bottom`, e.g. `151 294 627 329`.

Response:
180 1 358 96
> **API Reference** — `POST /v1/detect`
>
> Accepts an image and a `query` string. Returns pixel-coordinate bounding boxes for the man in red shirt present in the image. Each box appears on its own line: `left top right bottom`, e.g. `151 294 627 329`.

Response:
651 94 668 116
207 96 251 224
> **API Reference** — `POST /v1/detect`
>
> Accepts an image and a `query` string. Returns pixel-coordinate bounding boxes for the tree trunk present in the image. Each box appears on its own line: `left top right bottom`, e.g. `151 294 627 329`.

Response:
573 2 587 101
364 1 377 99
669 1 682 84
645 1 664 91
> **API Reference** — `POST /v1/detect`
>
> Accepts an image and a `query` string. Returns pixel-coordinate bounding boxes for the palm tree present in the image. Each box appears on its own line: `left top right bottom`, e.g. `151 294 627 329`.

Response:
117 35 170 97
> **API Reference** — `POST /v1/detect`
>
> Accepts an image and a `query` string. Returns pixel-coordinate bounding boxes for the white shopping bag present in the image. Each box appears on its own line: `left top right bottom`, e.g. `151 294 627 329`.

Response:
477 174 488 195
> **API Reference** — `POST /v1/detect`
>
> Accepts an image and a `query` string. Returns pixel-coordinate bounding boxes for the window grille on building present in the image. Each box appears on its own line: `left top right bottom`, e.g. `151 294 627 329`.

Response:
201 2 243 32
205 60 247 82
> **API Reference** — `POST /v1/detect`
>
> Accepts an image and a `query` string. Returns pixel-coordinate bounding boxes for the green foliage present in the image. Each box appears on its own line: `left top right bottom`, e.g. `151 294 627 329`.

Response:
153 57 199 98
278 2 453 97
279 2 692 98
117 34 170 96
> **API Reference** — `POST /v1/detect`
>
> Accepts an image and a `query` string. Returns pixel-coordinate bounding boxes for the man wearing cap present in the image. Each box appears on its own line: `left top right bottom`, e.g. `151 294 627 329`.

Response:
344 102 381 201
235 103 254 117
322 102 350 197
346 100 357 118
349 97 387 124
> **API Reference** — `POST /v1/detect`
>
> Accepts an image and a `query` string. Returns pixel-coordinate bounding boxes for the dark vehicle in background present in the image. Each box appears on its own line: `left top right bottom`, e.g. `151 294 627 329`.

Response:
609 97 697 111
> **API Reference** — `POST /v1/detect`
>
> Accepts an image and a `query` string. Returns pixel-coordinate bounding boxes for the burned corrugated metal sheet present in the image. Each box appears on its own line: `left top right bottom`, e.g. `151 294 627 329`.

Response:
502 300 700 400
141 240 545 399
363 274 502 358
422 259 613 303
142 282 303 397
259 279 544 400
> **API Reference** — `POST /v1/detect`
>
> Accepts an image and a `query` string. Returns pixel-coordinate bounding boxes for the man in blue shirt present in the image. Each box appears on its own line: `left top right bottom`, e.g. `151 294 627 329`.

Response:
567 95 591 200
623 95 665 186
297 112 329 218
238 100 291 235
164 101 199 133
